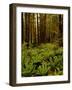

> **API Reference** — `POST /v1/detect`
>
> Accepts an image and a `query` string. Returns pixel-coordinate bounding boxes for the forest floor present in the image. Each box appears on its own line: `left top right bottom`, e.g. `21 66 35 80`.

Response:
21 43 63 77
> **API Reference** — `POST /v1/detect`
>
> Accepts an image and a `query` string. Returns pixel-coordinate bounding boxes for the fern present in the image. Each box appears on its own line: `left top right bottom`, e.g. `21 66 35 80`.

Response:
22 43 63 76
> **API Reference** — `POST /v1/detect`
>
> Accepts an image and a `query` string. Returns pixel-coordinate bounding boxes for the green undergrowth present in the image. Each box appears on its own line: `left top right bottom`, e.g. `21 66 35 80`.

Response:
21 42 63 77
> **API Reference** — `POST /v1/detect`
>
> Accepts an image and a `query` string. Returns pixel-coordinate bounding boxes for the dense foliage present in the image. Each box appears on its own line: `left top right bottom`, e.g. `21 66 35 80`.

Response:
22 43 63 77
21 13 63 77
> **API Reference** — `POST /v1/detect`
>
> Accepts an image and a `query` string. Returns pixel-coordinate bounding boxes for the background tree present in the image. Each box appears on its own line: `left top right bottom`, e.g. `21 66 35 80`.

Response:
21 13 63 47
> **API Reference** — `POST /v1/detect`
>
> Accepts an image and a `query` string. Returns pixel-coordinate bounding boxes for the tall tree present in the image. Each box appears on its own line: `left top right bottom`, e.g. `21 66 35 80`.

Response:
40 14 46 43
25 13 30 46
58 15 63 46
37 13 40 44
21 13 63 47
